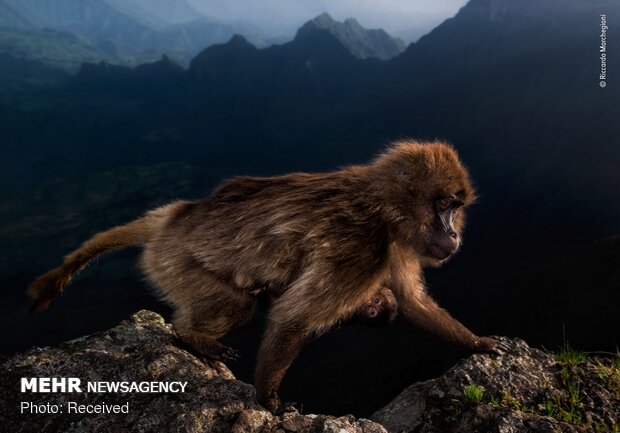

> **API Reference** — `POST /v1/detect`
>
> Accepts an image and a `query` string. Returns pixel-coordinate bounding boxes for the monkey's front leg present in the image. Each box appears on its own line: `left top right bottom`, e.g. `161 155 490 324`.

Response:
401 289 506 354
254 321 308 412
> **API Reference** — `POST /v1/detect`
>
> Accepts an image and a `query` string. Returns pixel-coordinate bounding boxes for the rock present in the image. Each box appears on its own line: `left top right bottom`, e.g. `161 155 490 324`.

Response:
2 312 617 433
371 337 619 433
0 310 387 433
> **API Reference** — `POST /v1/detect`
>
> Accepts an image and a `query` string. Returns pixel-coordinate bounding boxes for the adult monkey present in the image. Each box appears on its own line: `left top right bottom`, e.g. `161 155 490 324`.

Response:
27 140 505 412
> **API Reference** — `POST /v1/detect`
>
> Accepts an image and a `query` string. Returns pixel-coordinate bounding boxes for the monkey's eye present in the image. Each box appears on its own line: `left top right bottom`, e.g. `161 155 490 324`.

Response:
372 297 382 305
437 198 452 211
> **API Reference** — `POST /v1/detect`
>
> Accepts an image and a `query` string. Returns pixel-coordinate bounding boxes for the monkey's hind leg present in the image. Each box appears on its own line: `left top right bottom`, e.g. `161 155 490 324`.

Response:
171 273 256 362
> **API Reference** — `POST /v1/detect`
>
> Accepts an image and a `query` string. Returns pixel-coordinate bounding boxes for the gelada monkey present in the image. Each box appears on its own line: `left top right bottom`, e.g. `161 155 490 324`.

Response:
28 140 506 412
355 286 398 327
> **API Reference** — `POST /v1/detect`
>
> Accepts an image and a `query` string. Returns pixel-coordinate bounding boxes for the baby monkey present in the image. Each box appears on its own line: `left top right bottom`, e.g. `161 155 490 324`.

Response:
252 285 398 328
356 286 398 327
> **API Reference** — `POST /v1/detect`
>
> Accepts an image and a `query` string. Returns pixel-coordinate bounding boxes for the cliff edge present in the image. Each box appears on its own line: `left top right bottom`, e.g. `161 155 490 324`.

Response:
372 336 619 432
1 311 617 433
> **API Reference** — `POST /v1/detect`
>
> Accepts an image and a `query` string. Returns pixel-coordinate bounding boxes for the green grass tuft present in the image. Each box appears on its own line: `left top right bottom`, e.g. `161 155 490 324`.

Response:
553 343 588 366
463 384 484 403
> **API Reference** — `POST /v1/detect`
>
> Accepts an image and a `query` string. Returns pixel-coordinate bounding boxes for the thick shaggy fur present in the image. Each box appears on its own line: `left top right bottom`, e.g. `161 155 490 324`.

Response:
28 140 497 412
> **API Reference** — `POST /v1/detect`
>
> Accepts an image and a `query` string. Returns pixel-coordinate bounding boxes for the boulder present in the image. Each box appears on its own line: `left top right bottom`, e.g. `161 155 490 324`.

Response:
0 310 386 433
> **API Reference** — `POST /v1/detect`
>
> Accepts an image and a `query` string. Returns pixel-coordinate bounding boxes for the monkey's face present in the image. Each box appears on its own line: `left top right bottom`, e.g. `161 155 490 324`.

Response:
423 195 466 262
376 141 475 266
395 191 469 266
359 287 398 327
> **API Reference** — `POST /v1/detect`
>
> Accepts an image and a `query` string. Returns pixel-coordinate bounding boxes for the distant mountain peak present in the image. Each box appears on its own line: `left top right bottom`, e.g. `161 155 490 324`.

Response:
188 33 259 78
343 17 360 27
228 34 251 46
312 12 336 25
298 13 405 60
194 33 257 57
134 54 183 75
209 34 259 56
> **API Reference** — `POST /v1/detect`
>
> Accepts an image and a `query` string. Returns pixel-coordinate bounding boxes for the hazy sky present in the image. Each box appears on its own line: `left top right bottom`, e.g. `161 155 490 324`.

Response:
188 0 469 41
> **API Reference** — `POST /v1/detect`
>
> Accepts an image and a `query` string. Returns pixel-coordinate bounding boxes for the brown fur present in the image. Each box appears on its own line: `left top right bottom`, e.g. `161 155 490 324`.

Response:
27 139 501 412
28 214 153 312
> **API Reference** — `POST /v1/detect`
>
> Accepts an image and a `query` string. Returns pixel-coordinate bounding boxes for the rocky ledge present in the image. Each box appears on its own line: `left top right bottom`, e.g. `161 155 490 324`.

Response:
1 311 617 433
372 336 619 432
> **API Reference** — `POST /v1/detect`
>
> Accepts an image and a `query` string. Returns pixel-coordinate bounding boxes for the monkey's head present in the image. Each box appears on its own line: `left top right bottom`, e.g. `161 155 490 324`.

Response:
353 287 398 327
371 140 476 266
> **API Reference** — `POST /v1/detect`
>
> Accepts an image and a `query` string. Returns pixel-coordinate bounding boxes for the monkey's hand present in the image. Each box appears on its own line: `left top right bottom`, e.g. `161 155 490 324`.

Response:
177 339 240 362
473 336 510 355
274 401 299 416
215 345 241 362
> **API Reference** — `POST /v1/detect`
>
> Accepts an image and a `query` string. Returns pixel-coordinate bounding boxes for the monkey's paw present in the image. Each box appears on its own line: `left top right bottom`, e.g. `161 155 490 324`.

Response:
213 345 240 362
176 338 240 362
474 336 510 355
275 401 299 416
194 341 240 362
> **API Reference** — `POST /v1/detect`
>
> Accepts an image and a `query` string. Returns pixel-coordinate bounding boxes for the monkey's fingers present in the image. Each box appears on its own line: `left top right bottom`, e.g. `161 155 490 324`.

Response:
218 346 241 362
475 336 510 355
493 339 512 353
175 338 240 362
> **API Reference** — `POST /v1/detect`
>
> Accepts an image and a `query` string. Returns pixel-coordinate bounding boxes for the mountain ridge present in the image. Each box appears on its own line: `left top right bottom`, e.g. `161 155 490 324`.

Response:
0 5 409 71
0 0 272 69
300 13 405 60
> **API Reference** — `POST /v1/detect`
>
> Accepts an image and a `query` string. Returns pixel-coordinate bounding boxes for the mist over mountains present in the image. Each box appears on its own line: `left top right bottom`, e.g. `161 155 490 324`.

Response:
0 0 271 69
0 0 618 416
0 0 406 71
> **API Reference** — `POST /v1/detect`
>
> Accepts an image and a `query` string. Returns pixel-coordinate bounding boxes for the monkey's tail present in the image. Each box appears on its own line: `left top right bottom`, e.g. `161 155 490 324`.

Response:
27 216 153 313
